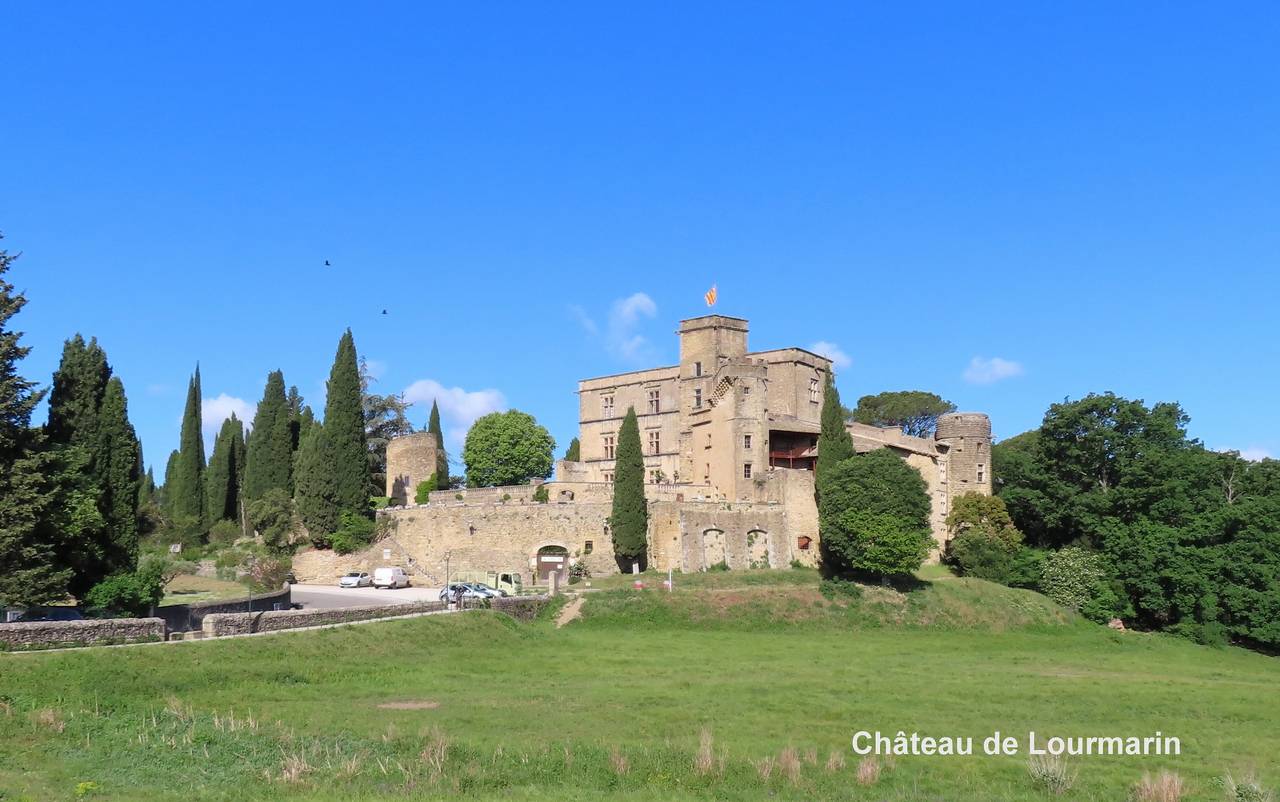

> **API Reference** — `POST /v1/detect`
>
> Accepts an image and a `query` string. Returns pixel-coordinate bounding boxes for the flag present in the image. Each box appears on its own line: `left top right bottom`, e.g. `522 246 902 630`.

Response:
704 285 717 307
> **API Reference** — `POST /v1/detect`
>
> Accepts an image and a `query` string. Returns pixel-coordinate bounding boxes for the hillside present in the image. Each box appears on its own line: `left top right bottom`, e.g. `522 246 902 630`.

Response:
1 569 1276 801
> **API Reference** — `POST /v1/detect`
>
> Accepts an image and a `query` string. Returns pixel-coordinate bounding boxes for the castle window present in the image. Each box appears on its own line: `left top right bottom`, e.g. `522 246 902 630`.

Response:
693 388 702 408
977 464 985 483
583 540 593 554
603 471 614 483
742 385 750 395
743 463 753 479
706 433 712 448
797 536 812 551
704 463 710 481
601 394 614 418
809 378 820 403
694 361 702 377
603 434 615 460
647 389 660 414
649 470 662 483
743 434 752 450
648 430 661 455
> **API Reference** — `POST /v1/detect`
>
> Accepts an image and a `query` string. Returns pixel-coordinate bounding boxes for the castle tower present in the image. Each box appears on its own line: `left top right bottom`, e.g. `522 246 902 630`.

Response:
934 412 994 524
385 431 441 505
676 316 748 487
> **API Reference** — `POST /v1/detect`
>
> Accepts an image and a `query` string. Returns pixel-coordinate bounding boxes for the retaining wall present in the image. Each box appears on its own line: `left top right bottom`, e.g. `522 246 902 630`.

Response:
0 617 165 650
155 587 292 632
202 599 448 637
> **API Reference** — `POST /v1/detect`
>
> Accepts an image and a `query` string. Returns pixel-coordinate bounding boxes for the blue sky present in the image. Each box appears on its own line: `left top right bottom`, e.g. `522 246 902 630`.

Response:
3 3 1278 473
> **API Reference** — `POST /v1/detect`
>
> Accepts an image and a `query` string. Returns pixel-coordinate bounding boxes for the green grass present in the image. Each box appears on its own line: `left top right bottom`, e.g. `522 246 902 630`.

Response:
1 570 1277 801
159 574 249 606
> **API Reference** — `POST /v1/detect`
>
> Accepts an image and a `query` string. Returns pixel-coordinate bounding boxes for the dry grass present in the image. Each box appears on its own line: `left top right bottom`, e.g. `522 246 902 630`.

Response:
277 751 311 784
693 728 718 776
777 746 802 785
755 755 776 781
1028 754 1076 795
1221 771 1274 802
420 727 448 777
608 746 629 776
31 707 65 733
856 756 881 786
1132 770 1185 801
825 750 846 772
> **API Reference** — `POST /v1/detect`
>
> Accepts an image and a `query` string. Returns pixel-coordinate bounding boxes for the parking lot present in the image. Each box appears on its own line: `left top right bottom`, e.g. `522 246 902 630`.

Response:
290 583 445 609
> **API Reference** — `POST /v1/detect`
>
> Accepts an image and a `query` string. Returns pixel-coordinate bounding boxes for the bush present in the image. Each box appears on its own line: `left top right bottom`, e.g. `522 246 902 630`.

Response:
207 519 242 547
244 555 293 593
415 479 434 504
1040 547 1121 621
819 578 864 600
84 560 167 617
532 484 549 504
329 511 377 555
247 489 295 553
945 493 1026 583
819 450 932 579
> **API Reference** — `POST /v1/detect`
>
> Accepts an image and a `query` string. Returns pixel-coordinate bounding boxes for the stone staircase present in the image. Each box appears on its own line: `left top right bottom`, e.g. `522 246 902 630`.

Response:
379 534 441 585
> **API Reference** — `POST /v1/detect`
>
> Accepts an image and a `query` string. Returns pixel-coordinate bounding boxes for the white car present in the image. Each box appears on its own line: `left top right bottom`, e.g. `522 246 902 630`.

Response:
373 566 411 589
338 571 372 588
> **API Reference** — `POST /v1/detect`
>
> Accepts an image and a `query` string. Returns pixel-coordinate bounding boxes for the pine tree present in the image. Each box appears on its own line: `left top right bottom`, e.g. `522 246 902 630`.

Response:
609 407 648 571
286 385 311 452
564 437 581 462
0 237 71 605
245 370 293 501
95 376 141 571
205 414 245 523
160 449 179 512
169 367 206 531
816 370 855 488
45 335 110 447
323 330 370 516
427 399 449 489
293 423 340 541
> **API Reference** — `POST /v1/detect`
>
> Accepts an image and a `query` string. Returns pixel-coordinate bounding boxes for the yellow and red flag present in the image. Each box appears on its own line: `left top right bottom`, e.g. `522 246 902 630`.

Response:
704 284 717 307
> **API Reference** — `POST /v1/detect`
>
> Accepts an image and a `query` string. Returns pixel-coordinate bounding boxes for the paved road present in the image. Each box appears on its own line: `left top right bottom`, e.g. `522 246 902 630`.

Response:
291 583 444 609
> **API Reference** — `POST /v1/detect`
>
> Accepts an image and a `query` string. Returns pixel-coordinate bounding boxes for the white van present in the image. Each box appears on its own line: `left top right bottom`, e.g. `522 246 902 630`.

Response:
373 566 410 589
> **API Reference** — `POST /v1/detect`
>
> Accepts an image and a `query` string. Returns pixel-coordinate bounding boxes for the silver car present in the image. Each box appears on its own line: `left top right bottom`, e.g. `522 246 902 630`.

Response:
338 571 372 588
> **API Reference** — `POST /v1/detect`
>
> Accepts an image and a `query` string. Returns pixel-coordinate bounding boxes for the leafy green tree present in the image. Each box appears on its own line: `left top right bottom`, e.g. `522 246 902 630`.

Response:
818 449 932 578
84 559 168 617
323 330 370 516
362 358 415 496
564 437 580 462
329 510 377 555
944 493 1025 583
427 400 449 489
0 238 72 605
609 407 648 571
247 488 295 553
244 370 293 502
462 410 555 487
168 367 206 528
293 424 340 544
850 390 957 438
205 414 246 524
815 371 854 489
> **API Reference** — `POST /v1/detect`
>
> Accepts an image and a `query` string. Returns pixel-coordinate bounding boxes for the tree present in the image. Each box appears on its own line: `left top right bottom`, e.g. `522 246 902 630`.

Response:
0 237 72 605
851 391 956 438
362 358 414 497
244 370 293 502
95 377 141 569
427 400 449 489
293 424 340 544
323 330 370 516
564 437 580 462
818 449 932 578
286 384 312 451
815 371 854 489
247 488 294 552
462 410 555 487
168 367 206 529
944 493 1025 583
610 407 648 571
45 335 110 447
205 414 246 523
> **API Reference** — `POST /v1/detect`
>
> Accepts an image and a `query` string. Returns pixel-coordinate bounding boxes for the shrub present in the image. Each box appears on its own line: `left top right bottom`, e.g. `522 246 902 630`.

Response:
708 561 730 572
569 560 591 584
329 511 377 555
207 519 242 547
819 450 932 579
84 560 167 617
1218 772 1274 802
245 555 293 592
945 493 1026 583
1133 770 1185 802
414 480 434 505
532 484 549 504
819 578 864 600
247 488 295 553
1041 546 1120 621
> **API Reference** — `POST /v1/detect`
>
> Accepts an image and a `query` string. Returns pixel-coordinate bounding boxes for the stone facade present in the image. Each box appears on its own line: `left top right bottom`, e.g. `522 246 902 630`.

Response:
386 431 441 504
0 617 165 649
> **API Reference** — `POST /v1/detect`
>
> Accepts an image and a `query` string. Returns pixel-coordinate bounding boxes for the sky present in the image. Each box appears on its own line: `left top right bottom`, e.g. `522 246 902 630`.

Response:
3 3 1279 474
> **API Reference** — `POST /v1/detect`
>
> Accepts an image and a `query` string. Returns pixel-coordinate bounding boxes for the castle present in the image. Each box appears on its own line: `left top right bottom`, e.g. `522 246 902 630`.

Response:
294 315 992 586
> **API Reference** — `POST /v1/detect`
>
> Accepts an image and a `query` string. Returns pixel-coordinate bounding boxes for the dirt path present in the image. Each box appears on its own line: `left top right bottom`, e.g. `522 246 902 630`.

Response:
555 596 584 628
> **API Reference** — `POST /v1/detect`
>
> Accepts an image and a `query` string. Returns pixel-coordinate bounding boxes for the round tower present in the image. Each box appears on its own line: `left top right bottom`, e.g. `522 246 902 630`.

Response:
934 412 993 505
385 431 441 505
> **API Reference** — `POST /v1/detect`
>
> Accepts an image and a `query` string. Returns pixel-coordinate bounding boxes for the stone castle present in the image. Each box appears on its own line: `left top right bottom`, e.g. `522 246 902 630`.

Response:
294 314 992 585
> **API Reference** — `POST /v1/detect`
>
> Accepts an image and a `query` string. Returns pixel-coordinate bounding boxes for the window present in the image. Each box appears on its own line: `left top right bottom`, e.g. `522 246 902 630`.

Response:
583 540 593 554
603 434 615 460
809 378 820 403
743 434 752 450
649 470 663 484
797 536 812 551
977 464 985 483
648 430 661 455
603 471 614 483
647 389 660 414
601 394 614 418
694 361 702 377
742 384 750 395
704 463 710 481
743 463 753 479
693 388 702 408
706 433 712 448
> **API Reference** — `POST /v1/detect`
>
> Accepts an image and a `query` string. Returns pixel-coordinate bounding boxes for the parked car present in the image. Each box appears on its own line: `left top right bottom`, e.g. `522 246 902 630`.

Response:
15 607 84 622
338 571 372 588
373 567 411 589
463 582 503 598
438 583 491 602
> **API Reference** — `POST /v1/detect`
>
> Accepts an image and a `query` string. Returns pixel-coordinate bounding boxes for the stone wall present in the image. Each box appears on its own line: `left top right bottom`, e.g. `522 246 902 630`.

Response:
202 600 448 637
386 432 440 504
0 617 165 650
492 595 552 621
154 587 292 633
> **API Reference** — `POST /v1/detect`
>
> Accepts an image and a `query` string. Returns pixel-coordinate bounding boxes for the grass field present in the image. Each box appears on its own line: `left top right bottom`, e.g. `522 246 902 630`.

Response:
1 569 1276 801
159 574 251 607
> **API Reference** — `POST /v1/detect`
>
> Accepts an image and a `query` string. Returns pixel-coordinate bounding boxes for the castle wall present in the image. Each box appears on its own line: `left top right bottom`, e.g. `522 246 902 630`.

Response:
385 432 440 504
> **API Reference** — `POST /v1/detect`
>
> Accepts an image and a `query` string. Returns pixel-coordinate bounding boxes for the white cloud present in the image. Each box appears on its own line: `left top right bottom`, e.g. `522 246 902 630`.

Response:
963 356 1024 385
201 394 255 442
403 379 508 450
809 341 852 369
606 292 658 362
1238 447 1274 462
568 304 598 336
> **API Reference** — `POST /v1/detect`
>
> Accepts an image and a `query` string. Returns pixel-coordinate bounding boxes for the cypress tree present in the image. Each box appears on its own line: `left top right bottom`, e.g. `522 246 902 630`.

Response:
816 370 855 488
286 385 309 452
427 399 448 489
95 377 141 570
169 366 206 530
609 406 648 571
293 423 340 541
564 437 580 462
323 330 370 515
0 238 71 605
160 449 179 512
245 370 293 501
205 414 245 523
45 334 110 448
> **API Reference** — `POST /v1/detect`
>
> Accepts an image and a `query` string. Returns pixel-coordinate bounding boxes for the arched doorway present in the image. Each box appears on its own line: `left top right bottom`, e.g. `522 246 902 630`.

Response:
535 545 569 584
